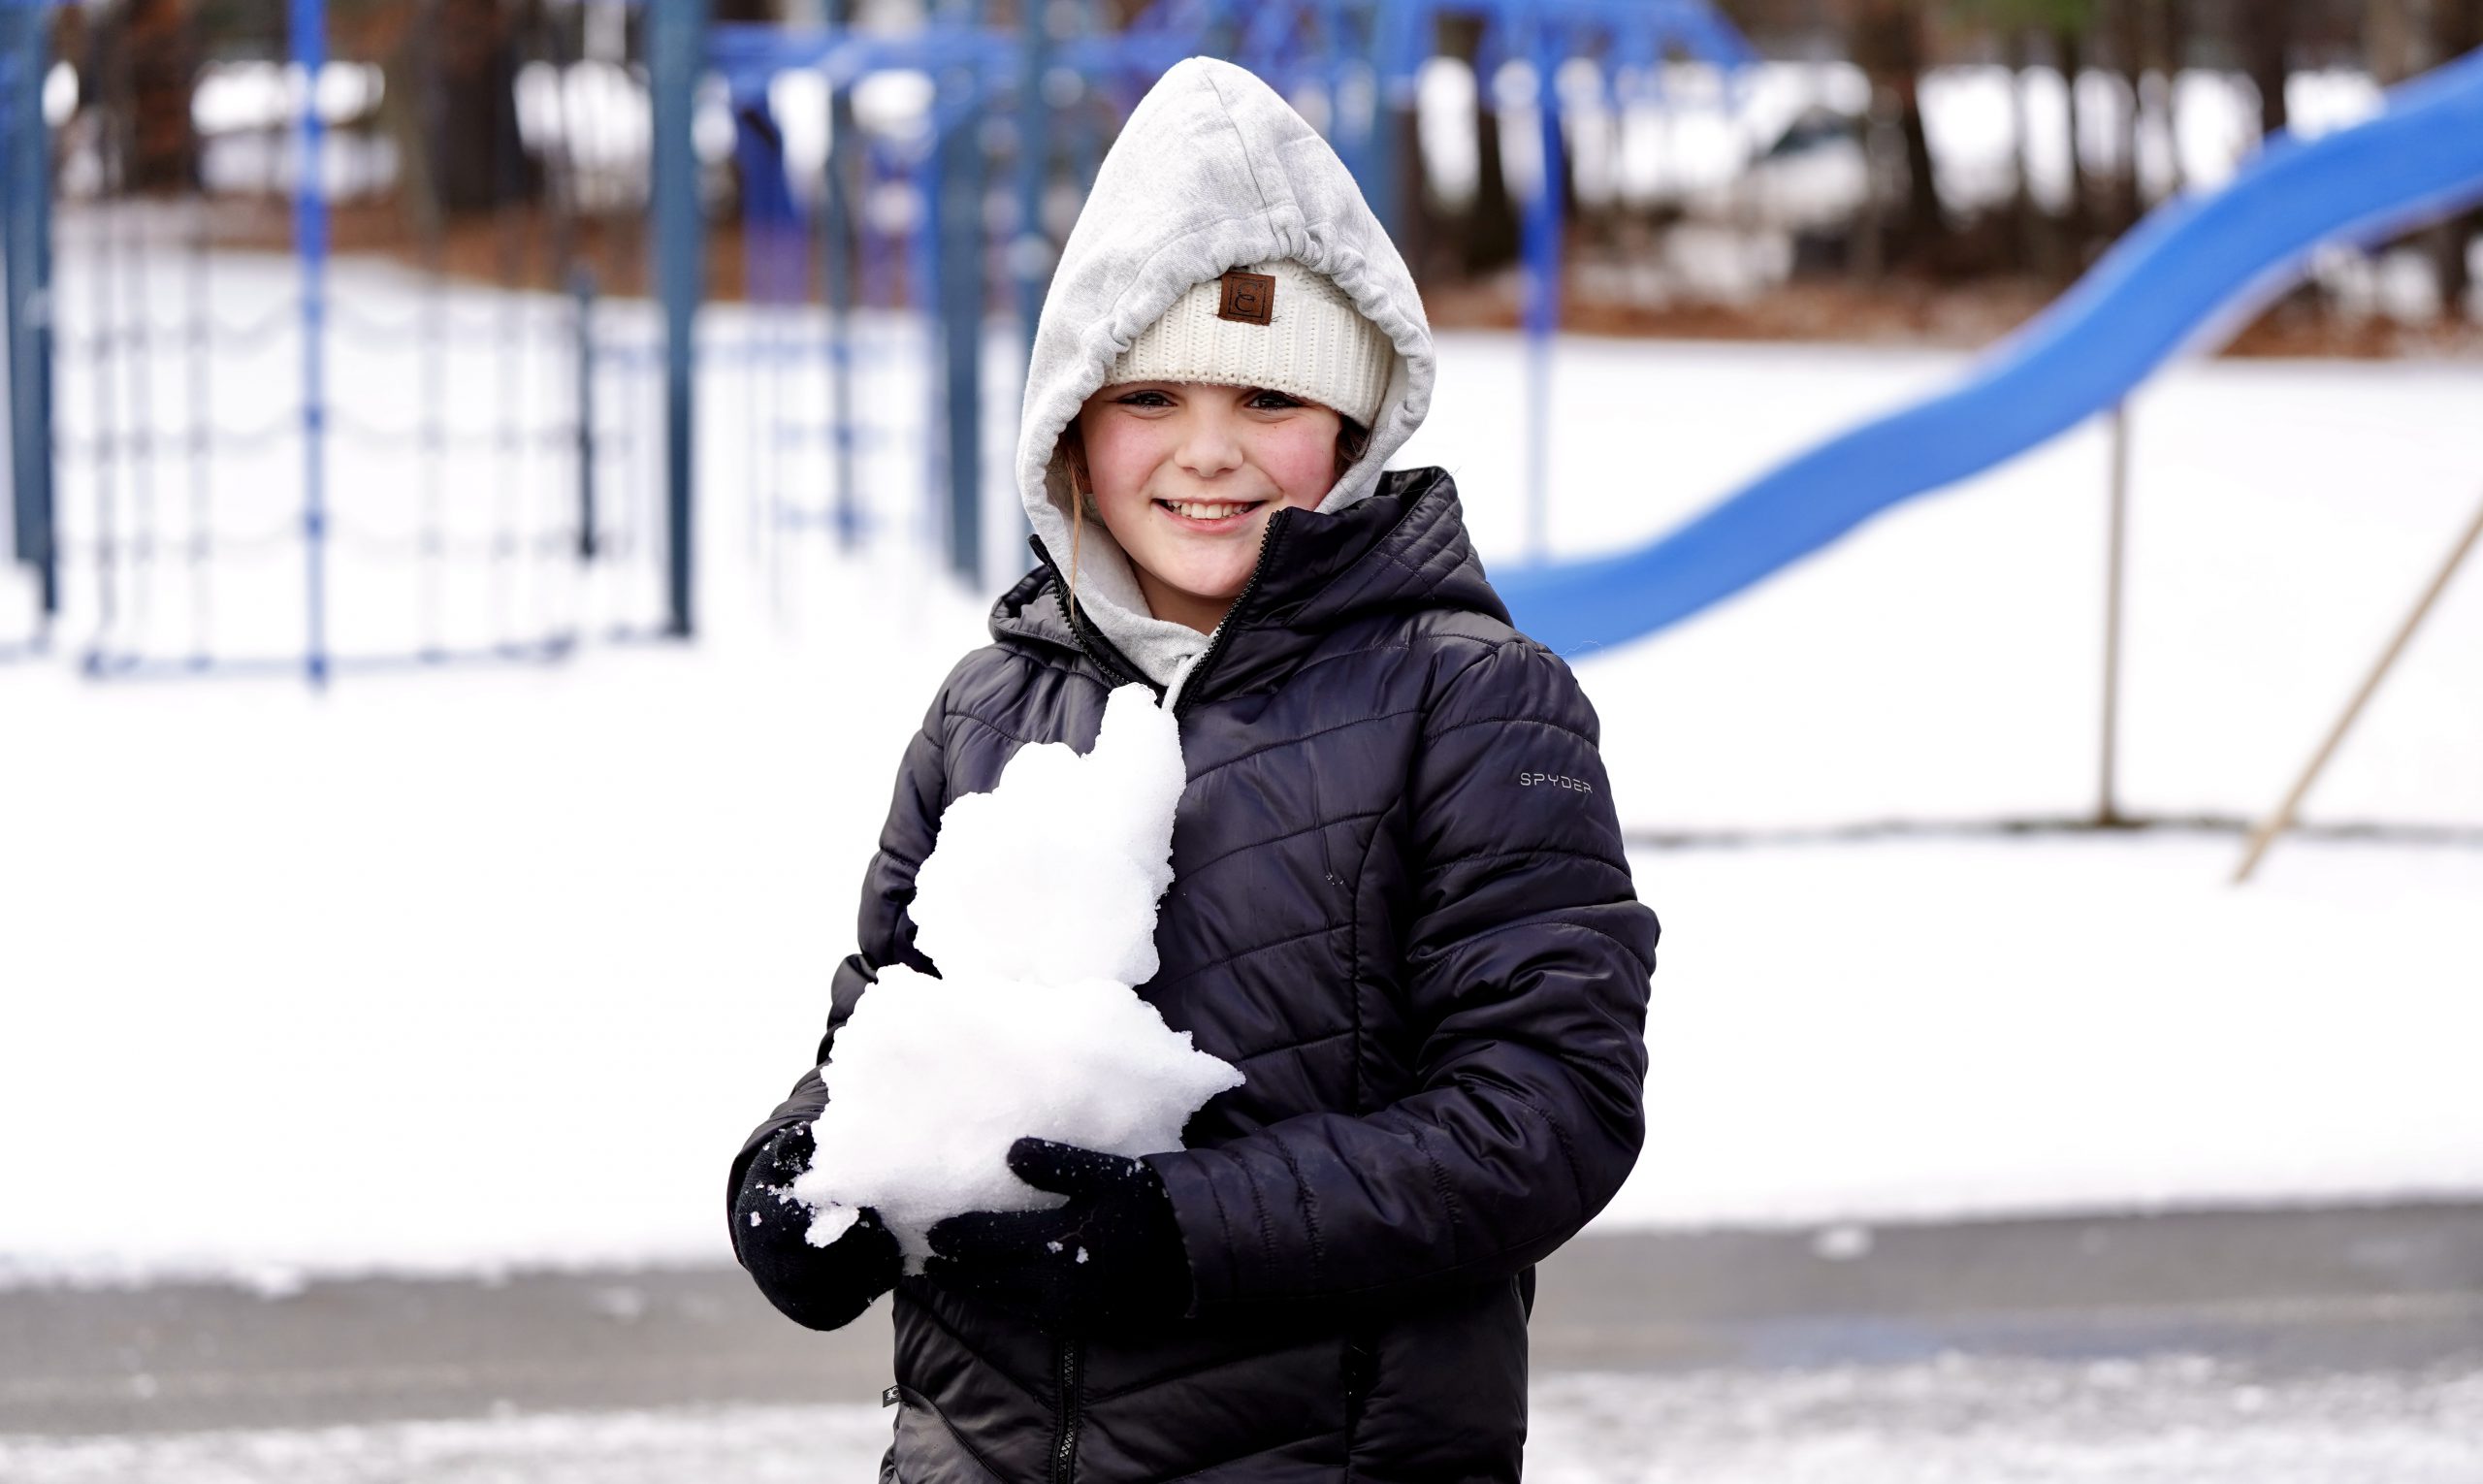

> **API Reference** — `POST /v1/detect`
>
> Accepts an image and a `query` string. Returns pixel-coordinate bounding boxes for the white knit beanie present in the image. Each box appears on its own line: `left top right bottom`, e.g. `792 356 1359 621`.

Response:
1105 258 1396 427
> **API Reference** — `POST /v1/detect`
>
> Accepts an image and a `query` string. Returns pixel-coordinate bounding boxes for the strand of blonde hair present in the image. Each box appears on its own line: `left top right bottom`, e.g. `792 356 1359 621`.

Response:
1067 476 1083 627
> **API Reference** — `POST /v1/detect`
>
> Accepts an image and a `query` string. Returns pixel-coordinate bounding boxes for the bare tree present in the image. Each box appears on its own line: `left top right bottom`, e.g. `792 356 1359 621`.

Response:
2052 19 2090 242
2148 0 2184 201
123 0 197 191
430 0 530 212
2241 0 2292 141
2364 0 2419 86
2003 23 2051 274
1850 0 1946 270
1961 0 2103 273
80 0 199 195
1439 15 1521 275
2435 0 2482 314
2108 0 2145 231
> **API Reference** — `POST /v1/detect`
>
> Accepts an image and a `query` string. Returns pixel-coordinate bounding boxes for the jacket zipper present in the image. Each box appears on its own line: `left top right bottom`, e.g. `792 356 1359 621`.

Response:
1172 511 1293 718
1049 1336 1085 1484
1032 538 1155 695
1048 581 1152 694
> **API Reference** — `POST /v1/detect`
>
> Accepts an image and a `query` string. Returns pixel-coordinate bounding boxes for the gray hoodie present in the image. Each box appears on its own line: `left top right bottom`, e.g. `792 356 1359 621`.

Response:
1014 57 1437 700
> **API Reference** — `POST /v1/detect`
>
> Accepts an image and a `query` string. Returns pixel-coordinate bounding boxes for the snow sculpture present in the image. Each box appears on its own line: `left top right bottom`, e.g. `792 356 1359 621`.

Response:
790 683 1244 1269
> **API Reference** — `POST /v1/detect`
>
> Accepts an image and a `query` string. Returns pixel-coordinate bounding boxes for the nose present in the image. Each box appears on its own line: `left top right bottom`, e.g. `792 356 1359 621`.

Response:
1172 403 1245 481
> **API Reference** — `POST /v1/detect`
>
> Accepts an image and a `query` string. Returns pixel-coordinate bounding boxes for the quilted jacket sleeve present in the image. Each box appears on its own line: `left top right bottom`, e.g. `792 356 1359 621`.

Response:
1145 637 1658 1312
726 675 952 1215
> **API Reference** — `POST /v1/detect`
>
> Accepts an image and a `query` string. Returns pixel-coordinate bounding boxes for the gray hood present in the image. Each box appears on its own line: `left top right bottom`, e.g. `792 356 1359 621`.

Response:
1015 56 1436 696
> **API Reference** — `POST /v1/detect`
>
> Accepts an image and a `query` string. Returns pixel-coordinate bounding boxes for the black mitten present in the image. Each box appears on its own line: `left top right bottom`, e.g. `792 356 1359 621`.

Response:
731 1123 904 1332
922 1137 1193 1331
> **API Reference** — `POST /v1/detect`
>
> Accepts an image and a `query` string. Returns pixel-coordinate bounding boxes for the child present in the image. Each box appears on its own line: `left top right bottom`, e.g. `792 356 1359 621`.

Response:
731 57 1657 1482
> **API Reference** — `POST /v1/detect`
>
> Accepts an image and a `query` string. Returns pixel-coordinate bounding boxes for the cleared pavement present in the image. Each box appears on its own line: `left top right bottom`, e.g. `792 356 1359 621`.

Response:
6 1203 2479 1438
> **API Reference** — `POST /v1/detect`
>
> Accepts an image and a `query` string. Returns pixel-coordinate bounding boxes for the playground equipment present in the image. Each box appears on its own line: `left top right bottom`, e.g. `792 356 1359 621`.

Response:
1487 45 2483 878
2231 489 2483 882
6 0 1754 683
699 0 1755 593
1493 45 2483 656
1 0 54 658
1 0 691 682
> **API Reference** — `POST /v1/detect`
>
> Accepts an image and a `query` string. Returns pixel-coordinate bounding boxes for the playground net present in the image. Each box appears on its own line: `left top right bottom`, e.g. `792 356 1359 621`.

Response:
6 0 672 680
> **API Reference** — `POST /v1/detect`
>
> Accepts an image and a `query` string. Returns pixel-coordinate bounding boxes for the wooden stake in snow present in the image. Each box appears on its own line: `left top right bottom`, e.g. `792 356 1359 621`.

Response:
2099 402 2132 827
2234 490 2483 885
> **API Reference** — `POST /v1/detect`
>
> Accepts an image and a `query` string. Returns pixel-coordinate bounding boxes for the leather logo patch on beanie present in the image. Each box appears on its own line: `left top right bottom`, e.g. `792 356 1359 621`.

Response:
1216 270 1275 326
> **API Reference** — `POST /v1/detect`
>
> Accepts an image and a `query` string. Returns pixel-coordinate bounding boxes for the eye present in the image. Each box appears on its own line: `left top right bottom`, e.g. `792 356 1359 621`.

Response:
1113 389 1174 408
1245 389 1305 410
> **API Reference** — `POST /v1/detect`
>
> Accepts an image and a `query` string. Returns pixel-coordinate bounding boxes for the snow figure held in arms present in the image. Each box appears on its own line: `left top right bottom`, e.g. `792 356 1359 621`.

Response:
729 55 1655 1484
786 682 1243 1268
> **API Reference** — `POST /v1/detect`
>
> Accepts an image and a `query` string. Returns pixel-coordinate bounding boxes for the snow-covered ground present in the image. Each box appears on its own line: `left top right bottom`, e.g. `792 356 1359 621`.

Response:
1615 833 2483 1228
4 1358 2477 1483
4 254 2479 1283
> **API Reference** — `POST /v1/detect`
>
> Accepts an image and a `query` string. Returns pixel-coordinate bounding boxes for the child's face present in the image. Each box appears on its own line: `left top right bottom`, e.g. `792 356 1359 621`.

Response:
1074 380 1343 633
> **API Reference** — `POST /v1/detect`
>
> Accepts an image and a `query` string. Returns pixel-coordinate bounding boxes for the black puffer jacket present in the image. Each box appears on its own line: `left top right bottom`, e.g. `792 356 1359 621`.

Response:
734 468 1658 1482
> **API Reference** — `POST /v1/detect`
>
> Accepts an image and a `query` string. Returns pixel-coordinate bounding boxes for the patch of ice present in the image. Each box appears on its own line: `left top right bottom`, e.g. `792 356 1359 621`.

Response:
238 1264 308 1302
6 1363 2479 1483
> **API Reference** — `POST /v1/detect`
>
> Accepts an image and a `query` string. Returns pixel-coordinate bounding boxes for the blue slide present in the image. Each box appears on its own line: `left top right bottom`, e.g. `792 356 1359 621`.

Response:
1498 47 2483 658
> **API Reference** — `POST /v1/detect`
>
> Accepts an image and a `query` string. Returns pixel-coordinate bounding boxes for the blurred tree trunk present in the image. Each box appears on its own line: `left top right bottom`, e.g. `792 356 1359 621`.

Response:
2149 0 2183 200
123 0 196 191
2005 25 2050 274
2108 0 2144 231
435 0 528 210
2364 0 2418 86
2053 23 2090 248
1395 70 1444 286
386 1 445 247
1996 28 2036 273
1441 16 1521 274
2241 0 2291 142
82 0 196 194
1554 76 1580 229
2241 0 2315 320
1852 0 1942 269
2435 0 2482 314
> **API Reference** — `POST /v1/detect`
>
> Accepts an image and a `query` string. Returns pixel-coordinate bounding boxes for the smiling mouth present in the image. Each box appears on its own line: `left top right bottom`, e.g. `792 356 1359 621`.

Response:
1154 499 1266 525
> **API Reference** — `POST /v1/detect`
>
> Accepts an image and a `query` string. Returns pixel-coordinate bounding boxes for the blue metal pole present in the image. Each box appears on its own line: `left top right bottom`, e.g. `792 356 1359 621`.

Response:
1067 0 1102 195
290 0 331 687
28 0 49 622
651 0 708 637
1014 0 1052 559
1370 0 1427 246
823 16 858 547
3 1 24 569
933 66 984 585
1014 0 1050 350
1520 5 1563 565
1368 43 1405 244
5 0 57 620
571 264 597 561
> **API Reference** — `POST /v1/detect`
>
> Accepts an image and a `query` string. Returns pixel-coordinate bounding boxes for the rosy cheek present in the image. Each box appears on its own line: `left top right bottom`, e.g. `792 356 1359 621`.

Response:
1263 431 1339 504
1080 425 1159 502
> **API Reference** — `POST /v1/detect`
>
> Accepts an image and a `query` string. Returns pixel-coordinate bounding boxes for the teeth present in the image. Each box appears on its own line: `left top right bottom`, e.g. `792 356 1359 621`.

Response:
1164 500 1254 520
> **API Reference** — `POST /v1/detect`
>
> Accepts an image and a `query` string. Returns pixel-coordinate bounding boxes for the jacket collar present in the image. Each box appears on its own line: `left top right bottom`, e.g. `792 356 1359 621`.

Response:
991 466 1507 708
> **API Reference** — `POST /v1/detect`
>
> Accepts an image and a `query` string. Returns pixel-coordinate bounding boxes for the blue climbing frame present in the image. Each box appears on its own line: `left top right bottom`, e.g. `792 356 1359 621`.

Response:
2 0 684 684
